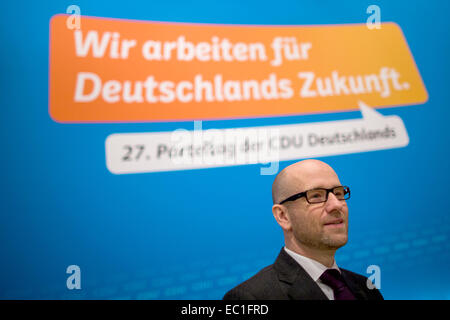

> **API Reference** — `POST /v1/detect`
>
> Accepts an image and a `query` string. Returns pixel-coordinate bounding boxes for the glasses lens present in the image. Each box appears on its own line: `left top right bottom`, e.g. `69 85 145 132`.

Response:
333 186 348 199
306 189 327 203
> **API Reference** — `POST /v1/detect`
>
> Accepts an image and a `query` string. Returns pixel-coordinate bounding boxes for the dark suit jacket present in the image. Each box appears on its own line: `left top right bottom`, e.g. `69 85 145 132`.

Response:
223 248 384 300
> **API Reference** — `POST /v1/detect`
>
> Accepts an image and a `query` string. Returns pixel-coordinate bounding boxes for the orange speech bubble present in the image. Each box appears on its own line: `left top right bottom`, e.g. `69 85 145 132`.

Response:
49 15 427 123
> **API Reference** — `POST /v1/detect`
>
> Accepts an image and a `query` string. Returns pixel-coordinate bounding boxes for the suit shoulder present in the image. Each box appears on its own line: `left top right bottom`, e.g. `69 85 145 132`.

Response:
223 264 281 300
235 264 276 289
340 268 368 282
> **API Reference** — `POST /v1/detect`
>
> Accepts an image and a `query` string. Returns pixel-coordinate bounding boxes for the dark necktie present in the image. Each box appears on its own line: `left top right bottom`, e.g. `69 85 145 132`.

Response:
319 269 357 300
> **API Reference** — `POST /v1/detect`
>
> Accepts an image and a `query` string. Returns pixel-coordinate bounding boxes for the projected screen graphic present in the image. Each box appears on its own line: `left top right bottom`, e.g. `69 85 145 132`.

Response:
1 0 449 300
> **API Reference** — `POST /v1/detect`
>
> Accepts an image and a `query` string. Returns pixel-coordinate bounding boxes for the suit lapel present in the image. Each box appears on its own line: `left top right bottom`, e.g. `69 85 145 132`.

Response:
340 269 369 300
287 269 330 300
273 248 329 300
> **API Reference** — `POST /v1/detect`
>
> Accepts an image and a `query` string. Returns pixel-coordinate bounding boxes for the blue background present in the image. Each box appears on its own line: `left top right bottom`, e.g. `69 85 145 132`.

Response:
1 0 449 299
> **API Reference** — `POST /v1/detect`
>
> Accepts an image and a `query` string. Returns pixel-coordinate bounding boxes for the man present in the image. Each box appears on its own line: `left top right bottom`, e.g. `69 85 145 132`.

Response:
223 159 383 300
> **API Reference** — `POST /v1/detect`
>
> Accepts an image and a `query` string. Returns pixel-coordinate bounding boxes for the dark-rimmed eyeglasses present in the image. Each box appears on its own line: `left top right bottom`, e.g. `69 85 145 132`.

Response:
279 186 350 205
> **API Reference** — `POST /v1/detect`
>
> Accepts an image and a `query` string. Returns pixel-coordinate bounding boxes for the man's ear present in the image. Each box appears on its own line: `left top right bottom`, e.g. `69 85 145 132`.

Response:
272 204 292 231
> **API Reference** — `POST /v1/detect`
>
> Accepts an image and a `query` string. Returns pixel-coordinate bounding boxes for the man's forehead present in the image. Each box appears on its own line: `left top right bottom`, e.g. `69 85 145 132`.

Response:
286 161 341 190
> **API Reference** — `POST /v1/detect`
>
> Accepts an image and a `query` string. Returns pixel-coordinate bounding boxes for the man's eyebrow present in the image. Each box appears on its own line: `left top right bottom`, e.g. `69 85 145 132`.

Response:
305 185 342 190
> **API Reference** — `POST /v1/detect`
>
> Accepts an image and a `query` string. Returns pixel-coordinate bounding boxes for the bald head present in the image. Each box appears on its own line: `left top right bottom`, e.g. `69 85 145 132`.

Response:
272 159 340 204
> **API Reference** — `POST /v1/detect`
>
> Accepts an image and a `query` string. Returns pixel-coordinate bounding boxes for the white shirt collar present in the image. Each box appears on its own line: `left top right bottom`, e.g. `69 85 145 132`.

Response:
284 246 340 282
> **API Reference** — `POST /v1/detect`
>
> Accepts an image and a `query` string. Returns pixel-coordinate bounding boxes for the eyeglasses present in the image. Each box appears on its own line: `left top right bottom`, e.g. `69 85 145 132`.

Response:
279 186 350 205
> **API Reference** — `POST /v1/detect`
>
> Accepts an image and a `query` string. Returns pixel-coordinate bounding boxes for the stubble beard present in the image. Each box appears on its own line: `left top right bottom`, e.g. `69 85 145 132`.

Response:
320 228 348 250
293 221 349 251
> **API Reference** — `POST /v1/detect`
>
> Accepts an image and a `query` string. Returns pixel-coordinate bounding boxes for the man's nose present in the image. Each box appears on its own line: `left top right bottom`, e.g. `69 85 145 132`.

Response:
325 192 344 212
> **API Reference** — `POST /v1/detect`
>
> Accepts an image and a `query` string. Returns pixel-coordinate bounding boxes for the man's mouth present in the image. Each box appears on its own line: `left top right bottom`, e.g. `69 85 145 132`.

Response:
323 219 344 227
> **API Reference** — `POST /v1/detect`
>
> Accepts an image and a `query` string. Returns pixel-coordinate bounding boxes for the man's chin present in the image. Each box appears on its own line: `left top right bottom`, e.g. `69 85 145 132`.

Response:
322 235 348 249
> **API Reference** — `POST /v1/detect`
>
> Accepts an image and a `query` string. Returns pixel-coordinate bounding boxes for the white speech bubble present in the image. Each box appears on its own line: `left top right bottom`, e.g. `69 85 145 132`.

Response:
105 101 409 174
